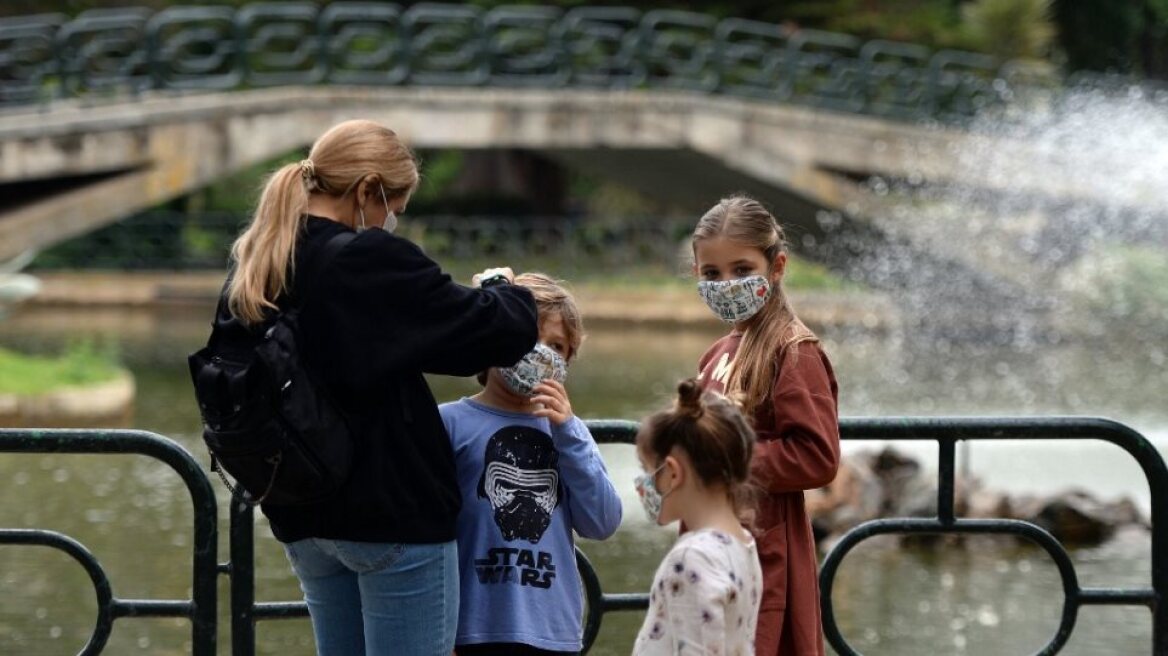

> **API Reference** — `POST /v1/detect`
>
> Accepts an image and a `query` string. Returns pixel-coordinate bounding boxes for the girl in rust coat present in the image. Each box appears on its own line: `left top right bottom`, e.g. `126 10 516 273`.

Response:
691 196 841 655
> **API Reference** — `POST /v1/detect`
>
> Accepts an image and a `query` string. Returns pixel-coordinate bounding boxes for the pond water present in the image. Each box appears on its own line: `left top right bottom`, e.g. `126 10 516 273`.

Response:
0 303 1164 655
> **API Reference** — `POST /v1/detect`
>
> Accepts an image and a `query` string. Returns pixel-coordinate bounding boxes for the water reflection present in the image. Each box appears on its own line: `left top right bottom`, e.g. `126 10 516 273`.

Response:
0 305 1163 654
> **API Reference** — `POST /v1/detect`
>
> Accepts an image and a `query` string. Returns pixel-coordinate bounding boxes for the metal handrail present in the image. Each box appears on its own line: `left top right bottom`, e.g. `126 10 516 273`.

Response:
820 417 1167 656
2 416 1164 654
224 417 1167 655
0 428 218 656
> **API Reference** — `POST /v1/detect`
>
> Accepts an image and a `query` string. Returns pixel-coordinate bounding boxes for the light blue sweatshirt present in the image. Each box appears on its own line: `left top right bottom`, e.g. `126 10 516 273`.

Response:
440 397 623 651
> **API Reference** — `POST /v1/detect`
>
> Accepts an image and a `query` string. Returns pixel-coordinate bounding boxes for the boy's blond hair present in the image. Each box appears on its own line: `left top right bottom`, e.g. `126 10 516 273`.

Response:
514 272 584 360
477 272 584 386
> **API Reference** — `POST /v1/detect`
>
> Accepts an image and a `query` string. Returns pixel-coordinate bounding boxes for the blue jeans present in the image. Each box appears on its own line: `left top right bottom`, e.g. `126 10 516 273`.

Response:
284 538 458 656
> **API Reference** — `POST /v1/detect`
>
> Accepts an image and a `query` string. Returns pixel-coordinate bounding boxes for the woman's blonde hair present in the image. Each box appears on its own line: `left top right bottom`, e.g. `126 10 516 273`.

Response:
227 119 419 325
692 196 817 413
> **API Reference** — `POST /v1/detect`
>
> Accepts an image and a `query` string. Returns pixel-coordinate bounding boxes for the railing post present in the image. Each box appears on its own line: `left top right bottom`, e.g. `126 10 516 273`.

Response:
937 437 956 525
230 492 258 656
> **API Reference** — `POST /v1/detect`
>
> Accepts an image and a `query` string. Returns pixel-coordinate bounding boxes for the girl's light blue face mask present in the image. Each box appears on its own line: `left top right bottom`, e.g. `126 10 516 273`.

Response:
697 275 772 324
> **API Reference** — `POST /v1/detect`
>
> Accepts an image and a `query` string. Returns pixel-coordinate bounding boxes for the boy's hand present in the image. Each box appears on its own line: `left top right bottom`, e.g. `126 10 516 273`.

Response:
531 379 573 426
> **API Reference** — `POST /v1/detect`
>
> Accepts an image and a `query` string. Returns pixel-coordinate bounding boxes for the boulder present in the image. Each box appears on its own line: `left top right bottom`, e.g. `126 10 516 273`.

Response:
808 447 1147 549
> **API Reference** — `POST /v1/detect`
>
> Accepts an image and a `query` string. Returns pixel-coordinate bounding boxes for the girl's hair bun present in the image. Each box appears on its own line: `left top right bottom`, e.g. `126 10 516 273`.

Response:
676 378 704 419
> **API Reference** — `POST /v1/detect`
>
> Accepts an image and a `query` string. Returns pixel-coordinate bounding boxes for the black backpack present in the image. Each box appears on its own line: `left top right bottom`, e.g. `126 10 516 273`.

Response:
188 232 356 506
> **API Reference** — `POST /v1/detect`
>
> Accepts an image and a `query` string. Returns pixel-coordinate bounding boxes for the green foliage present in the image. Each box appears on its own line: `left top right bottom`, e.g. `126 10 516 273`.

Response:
1153 0 1168 22
0 340 123 395
1051 0 1142 73
1059 244 1168 336
1050 0 1168 78
201 150 306 212
568 174 670 217
413 252 851 292
410 150 466 208
31 211 245 270
787 0 968 50
784 257 853 291
962 0 1056 59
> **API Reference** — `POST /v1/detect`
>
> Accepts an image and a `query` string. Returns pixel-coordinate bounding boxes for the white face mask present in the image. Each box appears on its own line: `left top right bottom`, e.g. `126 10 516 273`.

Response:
357 185 397 233
697 275 772 324
380 185 397 233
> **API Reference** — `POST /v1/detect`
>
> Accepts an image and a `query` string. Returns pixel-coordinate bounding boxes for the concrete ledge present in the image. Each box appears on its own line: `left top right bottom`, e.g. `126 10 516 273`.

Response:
30 271 225 306
0 370 135 428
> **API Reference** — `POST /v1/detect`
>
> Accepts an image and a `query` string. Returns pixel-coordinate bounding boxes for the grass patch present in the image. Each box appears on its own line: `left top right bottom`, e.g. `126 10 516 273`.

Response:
0 341 123 396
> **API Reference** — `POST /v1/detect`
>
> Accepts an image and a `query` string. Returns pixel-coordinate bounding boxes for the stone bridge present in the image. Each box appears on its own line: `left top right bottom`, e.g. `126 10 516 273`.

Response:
0 3 1144 302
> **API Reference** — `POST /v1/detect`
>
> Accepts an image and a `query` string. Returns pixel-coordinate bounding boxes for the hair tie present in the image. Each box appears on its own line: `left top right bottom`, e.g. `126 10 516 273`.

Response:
298 159 316 179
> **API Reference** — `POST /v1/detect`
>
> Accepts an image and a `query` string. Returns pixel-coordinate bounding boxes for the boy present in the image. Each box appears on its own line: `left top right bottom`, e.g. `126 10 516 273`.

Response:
441 273 622 655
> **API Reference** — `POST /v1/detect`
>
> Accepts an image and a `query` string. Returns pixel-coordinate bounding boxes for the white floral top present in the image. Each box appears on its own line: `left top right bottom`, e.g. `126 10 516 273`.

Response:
632 528 763 656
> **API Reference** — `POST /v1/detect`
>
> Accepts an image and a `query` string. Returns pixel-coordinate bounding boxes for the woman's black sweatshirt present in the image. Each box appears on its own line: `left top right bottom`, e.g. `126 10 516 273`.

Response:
214 216 538 544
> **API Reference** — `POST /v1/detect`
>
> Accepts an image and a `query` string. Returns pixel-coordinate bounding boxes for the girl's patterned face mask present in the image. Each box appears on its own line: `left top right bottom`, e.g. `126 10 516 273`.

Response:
633 463 670 524
697 275 771 324
498 343 567 397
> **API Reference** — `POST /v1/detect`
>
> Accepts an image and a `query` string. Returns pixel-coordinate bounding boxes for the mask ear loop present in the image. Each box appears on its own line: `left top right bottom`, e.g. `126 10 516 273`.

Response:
379 185 397 232
650 461 674 498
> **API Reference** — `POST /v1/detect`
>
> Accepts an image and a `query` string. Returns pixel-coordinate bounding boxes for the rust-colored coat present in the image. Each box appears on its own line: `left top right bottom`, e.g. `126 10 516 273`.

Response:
697 334 840 656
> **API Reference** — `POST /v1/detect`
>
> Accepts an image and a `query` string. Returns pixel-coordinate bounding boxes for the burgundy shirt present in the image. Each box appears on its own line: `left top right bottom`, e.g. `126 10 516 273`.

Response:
698 333 840 656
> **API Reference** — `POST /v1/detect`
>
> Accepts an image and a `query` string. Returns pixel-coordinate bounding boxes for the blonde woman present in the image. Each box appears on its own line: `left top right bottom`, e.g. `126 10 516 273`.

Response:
214 119 538 656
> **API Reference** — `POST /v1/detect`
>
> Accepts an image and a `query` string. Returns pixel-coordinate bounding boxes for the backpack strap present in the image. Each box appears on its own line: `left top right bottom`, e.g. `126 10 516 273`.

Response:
208 229 356 346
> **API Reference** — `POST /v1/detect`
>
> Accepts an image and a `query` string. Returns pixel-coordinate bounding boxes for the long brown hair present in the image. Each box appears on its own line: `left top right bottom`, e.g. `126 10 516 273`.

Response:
637 378 757 520
227 120 419 325
692 196 817 413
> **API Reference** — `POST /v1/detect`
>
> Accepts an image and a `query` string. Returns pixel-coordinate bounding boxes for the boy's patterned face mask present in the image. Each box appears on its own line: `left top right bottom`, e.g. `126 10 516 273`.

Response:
498 343 567 397
697 275 772 324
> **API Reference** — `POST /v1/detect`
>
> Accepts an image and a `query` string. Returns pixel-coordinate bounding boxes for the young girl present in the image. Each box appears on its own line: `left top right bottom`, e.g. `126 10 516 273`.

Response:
632 379 763 655
692 196 840 656
441 273 622 655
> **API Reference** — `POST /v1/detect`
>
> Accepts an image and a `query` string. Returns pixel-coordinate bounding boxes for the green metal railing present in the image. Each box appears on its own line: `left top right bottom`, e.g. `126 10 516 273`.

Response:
1 417 1165 654
819 417 1168 656
0 429 218 656
0 3 1144 121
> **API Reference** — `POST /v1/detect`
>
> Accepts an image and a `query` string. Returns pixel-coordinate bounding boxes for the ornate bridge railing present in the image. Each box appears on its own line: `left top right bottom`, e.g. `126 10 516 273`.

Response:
0 2 1104 122
1 417 1164 654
